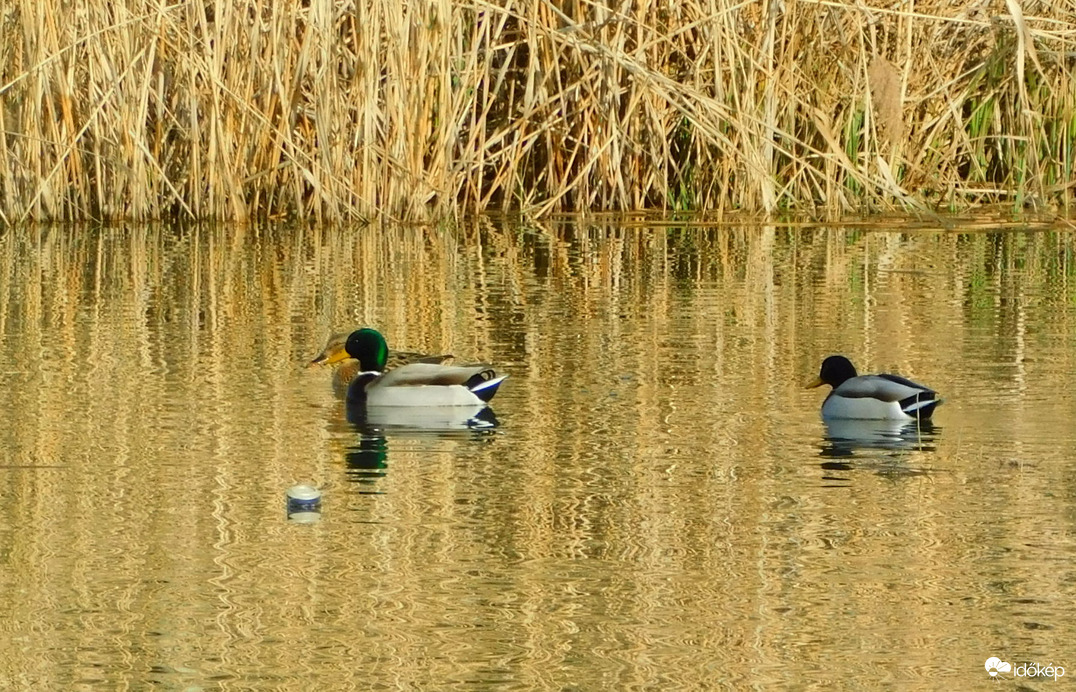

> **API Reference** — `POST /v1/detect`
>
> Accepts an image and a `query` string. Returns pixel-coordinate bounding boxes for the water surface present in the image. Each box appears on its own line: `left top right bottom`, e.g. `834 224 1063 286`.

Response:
0 221 1073 689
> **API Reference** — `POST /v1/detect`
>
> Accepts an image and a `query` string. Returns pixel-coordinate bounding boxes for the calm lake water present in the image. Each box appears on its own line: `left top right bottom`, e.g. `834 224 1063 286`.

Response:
0 220 1074 689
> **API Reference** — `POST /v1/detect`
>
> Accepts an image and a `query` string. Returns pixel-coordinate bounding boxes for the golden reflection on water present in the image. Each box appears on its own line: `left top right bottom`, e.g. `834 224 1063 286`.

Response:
0 221 1074 688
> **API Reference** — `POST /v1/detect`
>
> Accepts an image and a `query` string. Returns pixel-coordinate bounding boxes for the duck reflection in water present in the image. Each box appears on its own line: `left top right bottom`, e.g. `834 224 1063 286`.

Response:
342 405 499 488
344 433 390 487
818 420 939 484
820 418 938 459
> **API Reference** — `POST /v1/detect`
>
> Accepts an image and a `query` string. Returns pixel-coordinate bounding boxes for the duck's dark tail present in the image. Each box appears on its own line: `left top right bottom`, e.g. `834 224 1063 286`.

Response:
901 392 942 419
465 370 508 403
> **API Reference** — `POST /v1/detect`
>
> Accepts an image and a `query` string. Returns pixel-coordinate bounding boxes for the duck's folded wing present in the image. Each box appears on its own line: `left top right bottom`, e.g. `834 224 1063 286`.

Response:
387 351 454 368
836 374 932 401
376 362 494 387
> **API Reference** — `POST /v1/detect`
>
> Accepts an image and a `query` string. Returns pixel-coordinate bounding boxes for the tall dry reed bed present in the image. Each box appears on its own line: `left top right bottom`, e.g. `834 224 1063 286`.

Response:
0 0 1073 222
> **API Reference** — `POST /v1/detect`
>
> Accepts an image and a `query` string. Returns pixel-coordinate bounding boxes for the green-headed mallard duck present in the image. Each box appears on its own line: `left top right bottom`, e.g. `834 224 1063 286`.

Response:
806 355 941 420
337 328 506 407
309 330 453 397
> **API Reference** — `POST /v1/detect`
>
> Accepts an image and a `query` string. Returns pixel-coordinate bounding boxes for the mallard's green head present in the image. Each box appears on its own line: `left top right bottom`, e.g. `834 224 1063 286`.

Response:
806 355 858 389
344 328 389 372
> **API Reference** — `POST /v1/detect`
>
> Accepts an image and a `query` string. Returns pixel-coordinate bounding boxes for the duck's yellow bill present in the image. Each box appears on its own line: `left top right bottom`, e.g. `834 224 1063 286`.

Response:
308 346 352 367
804 376 824 389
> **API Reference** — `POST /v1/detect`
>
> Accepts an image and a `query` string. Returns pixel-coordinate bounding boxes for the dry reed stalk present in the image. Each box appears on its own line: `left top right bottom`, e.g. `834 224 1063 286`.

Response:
0 0 1073 222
